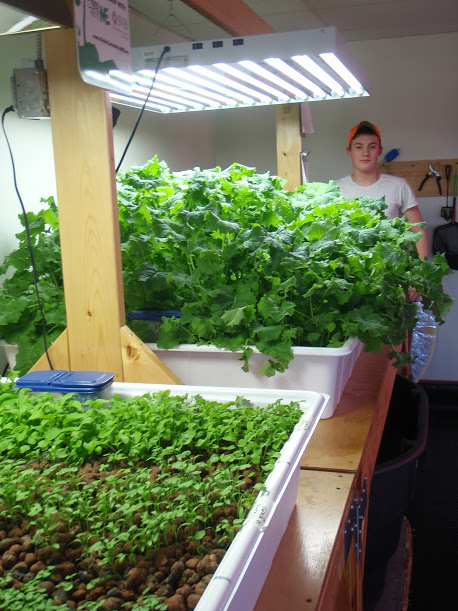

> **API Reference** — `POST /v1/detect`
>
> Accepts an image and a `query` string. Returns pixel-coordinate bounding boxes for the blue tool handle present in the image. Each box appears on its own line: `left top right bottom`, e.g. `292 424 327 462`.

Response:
384 148 399 163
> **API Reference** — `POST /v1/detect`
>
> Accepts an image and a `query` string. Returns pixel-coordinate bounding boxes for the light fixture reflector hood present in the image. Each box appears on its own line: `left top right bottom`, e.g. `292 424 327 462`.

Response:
110 27 371 114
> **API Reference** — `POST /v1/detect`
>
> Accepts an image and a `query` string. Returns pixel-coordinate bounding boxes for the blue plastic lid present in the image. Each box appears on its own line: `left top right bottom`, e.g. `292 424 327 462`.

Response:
127 310 181 321
15 370 115 394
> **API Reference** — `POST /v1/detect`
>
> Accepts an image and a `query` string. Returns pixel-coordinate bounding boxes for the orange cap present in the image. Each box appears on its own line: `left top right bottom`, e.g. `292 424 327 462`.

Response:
347 121 381 148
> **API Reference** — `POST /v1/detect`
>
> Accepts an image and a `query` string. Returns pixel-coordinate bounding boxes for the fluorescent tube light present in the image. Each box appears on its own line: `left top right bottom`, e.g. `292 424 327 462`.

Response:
263 58 326 98
154 70 239 106
213 63 290 101
189 65 273 103
291 55 345 96
238 60 309 99
132 77 209 108
132 84 204 109
111 93 172 113
108 27 370 114
162 66 255 105
320 52 364 95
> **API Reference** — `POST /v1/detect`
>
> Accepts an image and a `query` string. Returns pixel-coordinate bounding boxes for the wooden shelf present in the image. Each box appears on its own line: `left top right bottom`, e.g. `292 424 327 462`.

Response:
254 471 356 610
255 347 398 611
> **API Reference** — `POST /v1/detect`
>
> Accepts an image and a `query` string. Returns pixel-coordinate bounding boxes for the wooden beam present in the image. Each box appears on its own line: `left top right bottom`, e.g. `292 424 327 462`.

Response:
45 27 125 378
43 27 181 385
180 0 275 36
276 104 302 190
120 326 182 384
1 0 73 28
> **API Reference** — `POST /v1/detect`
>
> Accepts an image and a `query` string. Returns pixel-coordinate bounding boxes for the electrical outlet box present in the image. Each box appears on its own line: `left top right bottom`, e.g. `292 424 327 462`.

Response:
11 66 50 119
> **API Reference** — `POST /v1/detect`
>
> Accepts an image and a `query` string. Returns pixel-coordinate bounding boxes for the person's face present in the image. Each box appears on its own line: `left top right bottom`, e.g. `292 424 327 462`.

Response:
346 134 383 173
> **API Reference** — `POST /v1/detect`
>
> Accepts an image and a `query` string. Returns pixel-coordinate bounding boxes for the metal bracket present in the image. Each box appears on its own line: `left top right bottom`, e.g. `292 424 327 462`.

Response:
355 476 368 564
343 475 368 564
300 150 311 184
344 492 358 562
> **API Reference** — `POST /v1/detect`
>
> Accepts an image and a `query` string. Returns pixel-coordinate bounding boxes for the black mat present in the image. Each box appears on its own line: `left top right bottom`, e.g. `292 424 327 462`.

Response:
407 385 458 610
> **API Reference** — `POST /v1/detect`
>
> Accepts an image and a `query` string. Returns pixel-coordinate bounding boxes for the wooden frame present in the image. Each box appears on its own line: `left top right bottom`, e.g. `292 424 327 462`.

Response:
40 28 180 384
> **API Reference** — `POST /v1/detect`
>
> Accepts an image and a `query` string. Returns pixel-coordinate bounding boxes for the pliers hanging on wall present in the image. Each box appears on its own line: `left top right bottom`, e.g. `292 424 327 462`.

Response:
418 164 442 195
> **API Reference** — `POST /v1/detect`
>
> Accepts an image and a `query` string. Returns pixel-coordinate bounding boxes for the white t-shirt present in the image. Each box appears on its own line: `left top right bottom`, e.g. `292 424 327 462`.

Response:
336 174 418 219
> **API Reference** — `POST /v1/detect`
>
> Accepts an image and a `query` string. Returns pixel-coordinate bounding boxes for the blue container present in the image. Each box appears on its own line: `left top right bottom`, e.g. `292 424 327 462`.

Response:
15 370 115 401
127 310 181 321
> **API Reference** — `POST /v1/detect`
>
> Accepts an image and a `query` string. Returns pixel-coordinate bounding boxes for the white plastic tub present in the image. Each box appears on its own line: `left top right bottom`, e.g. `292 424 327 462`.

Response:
108 382 328 611
146 338 363 418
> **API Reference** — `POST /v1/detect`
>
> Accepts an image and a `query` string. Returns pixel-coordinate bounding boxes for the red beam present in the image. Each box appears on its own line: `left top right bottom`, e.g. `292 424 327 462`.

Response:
180 0 275 36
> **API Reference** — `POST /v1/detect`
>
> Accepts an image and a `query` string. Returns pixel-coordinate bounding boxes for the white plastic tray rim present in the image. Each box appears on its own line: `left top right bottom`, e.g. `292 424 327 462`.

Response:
105 383 328 611
147 336 359 357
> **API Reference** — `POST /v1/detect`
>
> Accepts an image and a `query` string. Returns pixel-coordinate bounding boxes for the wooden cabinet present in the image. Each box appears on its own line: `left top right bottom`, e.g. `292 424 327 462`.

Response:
255 346 397 610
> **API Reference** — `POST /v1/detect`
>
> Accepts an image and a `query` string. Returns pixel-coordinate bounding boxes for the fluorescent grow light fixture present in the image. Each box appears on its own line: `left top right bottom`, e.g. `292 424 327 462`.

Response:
109 27 371 114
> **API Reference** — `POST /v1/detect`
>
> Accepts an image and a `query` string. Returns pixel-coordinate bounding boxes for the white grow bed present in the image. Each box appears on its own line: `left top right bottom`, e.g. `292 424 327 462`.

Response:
2 338 362 417
108 382 328 611
146 337 363 419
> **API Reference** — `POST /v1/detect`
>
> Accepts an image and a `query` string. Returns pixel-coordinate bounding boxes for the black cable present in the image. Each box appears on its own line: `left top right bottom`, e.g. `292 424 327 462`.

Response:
116 45 170 174
1 106 54 370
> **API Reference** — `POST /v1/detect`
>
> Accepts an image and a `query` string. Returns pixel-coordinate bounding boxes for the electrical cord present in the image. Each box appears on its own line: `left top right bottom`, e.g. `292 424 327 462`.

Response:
116 45 170 174
1 105 54 370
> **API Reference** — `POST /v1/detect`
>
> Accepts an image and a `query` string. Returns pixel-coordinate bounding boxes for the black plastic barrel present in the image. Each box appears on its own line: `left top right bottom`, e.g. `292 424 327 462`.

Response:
363 374 429 609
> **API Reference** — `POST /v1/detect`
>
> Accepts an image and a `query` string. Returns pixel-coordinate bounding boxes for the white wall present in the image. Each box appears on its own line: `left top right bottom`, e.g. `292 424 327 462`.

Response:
1 31 457 380
113 104 216 173
214 104 276 173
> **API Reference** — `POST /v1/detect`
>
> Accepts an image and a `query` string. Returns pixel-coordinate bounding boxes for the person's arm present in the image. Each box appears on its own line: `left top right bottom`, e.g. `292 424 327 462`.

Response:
404 205 429 260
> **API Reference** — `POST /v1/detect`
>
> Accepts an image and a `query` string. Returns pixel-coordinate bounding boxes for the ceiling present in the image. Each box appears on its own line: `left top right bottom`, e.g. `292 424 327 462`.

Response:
0 0 457 45
127 0 458 47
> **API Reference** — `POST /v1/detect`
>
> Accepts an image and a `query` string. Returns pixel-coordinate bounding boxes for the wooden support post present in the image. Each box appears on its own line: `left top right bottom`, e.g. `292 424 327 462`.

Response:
276 104 302 191
45 28 125 378
42 27 180 384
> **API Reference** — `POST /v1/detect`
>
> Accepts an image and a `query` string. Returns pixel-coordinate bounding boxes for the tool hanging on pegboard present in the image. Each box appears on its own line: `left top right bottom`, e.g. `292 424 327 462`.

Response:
440 164 453 220
433 164 458 270
418 164 442 195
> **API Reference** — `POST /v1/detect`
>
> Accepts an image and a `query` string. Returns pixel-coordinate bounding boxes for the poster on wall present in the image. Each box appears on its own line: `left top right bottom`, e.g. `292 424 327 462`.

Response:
73 0 132 94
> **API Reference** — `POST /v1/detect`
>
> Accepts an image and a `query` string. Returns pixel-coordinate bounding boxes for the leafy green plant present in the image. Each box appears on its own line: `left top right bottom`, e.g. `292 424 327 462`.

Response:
0 568 56 610
117 159 453 372
0 382 303 558
0 160 453 374
0 382 305 608
0 198 66 373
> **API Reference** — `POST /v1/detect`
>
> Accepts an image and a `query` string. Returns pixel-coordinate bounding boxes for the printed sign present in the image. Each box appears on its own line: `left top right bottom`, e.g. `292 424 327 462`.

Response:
73 0 132 94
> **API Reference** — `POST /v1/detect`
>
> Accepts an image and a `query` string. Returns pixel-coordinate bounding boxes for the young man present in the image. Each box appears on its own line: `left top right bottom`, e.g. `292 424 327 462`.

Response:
336 121 429 262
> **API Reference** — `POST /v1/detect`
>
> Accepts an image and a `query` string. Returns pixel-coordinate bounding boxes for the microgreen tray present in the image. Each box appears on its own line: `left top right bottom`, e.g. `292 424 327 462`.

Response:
108 382 328 611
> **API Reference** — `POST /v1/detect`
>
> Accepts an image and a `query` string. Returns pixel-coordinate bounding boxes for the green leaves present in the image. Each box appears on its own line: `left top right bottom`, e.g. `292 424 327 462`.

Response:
0 383 303 585
0 198 66 373
116 162 453 371
1 160 453 375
